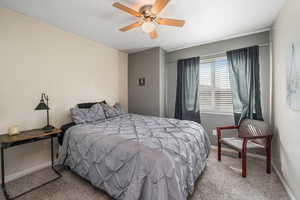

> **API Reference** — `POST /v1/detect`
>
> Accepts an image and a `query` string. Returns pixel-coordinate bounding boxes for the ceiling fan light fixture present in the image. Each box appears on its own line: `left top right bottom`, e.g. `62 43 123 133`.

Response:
142 22 156 33
113 0 185 39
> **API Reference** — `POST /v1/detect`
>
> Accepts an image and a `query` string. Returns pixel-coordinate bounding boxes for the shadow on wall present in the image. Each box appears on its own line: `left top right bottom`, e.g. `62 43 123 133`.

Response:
272 126 282 171
272 126 300 199
200 113 236 145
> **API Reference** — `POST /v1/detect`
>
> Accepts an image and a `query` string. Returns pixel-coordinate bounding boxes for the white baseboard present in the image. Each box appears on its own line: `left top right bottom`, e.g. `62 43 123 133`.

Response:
272 162 297 200
3 147 297 200
4 161 52 183
211 146 296 200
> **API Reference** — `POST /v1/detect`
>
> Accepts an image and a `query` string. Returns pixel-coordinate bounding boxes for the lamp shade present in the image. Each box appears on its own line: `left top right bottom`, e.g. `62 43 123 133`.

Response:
142 22 155 33
35 99 49 110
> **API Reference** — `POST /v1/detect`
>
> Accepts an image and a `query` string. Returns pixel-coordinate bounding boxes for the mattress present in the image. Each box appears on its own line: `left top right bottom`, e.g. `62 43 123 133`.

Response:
57 114 210 200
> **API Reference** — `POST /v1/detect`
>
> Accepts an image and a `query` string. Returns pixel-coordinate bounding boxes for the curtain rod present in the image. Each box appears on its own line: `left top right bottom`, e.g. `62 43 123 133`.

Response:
167 43 269 64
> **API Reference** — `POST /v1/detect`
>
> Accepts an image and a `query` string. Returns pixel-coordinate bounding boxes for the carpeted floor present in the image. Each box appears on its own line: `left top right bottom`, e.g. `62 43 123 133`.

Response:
0 149 289 200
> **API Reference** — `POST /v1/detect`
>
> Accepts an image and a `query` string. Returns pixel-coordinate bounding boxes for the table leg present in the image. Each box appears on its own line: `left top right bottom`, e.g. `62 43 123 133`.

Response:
1 146 10 200
1 146 4 188
1 136 62 200
51 137 54 168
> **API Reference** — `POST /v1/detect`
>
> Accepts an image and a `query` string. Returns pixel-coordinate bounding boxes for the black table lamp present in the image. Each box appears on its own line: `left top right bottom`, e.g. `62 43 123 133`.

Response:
35 93 54 131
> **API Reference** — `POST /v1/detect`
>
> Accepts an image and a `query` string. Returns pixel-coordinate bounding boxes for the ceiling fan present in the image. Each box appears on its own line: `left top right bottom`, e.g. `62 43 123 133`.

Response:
113 0 185 39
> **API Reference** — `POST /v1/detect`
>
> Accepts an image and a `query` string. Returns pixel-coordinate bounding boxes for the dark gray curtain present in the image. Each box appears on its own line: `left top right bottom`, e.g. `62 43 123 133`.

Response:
226 46 263 125
174 57 201 123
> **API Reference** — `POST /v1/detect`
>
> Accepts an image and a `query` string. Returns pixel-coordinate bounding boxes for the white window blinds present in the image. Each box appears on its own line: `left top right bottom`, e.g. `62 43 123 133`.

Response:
199 57 234 114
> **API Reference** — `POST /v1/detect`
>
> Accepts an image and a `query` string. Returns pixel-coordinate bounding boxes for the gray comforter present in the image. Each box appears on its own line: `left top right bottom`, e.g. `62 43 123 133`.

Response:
57 114 210 200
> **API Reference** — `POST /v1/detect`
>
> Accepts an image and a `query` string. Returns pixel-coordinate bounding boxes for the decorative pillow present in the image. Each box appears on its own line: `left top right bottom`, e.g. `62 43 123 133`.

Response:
113 103 126 115
101 103 122 119
71 103 106 124
77 100 107 109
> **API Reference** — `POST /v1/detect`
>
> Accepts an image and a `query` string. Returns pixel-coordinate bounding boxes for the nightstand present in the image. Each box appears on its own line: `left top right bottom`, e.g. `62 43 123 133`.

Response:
0 128 62 200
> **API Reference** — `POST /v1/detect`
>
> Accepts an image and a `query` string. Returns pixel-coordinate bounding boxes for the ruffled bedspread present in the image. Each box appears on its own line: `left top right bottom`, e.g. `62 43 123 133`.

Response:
57 114 210 200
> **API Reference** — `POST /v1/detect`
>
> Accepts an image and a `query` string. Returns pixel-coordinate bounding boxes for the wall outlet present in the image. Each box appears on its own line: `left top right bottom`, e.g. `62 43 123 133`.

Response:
212 129 217 136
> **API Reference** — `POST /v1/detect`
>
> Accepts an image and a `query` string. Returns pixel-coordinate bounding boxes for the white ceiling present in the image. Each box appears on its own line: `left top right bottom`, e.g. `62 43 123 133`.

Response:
0 0 285 53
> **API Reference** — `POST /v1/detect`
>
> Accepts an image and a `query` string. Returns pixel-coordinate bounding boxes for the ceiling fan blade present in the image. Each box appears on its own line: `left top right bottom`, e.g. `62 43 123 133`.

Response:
156 18 185 27
149 30 158 39
113 2 141 17
151 0 170 15
119 22 141 32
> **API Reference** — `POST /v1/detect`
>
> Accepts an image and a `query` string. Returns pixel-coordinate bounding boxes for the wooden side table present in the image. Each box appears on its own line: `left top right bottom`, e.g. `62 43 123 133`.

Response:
0 128 62 200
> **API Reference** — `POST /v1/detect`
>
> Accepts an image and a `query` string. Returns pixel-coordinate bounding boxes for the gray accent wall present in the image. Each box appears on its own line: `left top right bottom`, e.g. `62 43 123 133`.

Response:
128 47 165 117
128 32 271 145
165 31 271 144
159 48 166 117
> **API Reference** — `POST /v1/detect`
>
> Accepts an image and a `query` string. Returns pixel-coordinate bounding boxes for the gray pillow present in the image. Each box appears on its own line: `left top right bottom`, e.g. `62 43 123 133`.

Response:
71 103 106 124
102 103 124 119
113 103 126 115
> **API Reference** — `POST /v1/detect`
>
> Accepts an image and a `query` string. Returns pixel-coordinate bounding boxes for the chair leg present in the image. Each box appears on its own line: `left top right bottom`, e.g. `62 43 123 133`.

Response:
242 152 247 177
242 139 248 177
266 137 272 174
218 140 221 161
238 152 241 158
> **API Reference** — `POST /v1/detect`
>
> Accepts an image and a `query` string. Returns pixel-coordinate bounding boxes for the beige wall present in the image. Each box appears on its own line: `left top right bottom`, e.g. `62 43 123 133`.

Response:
272 0 300 199
0 8 128 180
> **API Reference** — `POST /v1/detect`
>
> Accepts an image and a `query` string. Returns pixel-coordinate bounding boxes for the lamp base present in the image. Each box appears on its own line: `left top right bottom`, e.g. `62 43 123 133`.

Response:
42 125 55 132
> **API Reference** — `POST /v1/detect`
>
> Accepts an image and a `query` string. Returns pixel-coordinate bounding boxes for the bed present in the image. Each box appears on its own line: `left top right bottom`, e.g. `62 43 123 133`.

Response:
57 113 210 200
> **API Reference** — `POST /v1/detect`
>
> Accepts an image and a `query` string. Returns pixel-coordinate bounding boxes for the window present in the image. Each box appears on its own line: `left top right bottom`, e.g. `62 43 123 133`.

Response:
199 57 233 114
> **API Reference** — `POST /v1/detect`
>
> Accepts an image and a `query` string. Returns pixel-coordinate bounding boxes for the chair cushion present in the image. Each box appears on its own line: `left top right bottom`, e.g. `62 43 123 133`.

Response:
221 137 264 151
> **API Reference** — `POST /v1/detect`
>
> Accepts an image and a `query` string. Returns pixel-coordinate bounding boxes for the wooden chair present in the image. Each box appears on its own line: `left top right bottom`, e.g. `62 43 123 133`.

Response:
216 119 273 177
